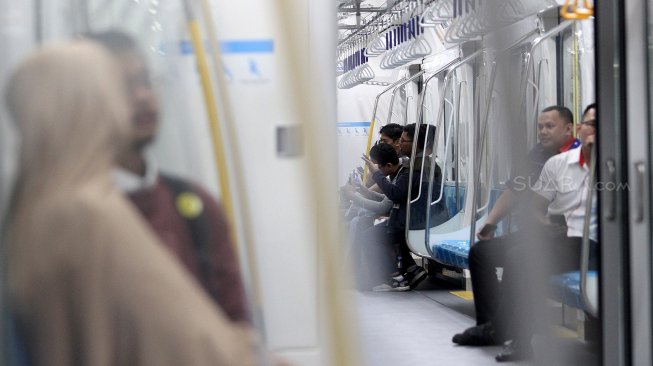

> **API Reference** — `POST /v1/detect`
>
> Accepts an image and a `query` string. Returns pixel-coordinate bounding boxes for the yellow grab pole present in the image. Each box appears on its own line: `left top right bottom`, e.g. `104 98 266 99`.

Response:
194 0 264 310
182 4 236 228
573 21 580 135
362 119 376 182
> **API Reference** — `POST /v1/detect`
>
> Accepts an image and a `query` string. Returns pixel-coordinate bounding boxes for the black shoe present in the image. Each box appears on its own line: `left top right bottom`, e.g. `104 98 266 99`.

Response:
495 340 533 362
405 266 427 289
452 323 501 346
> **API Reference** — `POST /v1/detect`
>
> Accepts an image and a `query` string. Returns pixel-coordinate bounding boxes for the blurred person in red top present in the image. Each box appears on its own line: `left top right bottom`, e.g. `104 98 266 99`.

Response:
87 30 249 323
5 40 264 366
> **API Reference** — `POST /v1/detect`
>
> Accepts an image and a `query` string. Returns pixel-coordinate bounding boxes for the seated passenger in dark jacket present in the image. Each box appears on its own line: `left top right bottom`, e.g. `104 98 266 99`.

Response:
360 123 447 291
405 123 449 230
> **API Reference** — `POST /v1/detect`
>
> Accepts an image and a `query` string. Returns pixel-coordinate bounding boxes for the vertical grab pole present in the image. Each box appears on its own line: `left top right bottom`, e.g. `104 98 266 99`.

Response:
469 60 497 248
192 0 266 331
181 0 236 226
361 76 414 182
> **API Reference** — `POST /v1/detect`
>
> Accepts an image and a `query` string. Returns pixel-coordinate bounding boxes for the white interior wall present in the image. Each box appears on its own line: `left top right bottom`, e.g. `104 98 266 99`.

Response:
337 83 389 185
0 0 34 223
210 2 330 364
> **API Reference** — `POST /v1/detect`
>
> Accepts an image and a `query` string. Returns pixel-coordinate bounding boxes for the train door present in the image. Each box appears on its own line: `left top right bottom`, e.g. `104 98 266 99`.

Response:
598 0 653 364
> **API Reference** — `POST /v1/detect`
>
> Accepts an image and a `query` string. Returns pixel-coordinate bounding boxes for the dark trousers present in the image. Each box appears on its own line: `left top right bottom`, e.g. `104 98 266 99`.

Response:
391 231 418 272
494 234 593 343
468 232 522 325
356 225 417 289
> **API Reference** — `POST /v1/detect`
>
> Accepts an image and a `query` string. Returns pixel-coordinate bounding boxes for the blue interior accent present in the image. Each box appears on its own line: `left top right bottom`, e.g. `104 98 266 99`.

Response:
433 239 470 268
177 39 275 55
337 121 372 128
550 271 597 311
431 186 505 269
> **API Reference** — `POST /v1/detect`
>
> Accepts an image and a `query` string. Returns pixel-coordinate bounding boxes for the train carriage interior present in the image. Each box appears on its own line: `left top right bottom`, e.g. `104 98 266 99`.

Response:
1 0 652 365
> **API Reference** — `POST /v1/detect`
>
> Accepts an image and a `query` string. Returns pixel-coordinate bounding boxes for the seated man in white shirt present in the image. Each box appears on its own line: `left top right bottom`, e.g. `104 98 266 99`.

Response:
493 104 598 362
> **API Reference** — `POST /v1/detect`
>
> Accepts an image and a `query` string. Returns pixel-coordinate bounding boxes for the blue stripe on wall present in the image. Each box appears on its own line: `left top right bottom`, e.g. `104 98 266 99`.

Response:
179 39 274 55
337 122 371 128
222 40 274 53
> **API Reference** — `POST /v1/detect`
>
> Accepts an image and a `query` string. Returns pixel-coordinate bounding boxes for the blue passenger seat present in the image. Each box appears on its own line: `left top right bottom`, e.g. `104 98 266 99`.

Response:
430 185 506 269
550 271 598 312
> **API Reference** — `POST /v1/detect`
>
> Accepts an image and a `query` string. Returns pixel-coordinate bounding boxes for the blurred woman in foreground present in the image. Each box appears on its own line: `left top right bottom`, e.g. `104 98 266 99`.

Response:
4 40 262 365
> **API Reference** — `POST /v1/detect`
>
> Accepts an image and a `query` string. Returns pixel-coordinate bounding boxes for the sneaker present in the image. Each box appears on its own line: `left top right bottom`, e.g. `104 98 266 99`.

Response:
372 273 410 292
405 266 427 289
452 323 501 346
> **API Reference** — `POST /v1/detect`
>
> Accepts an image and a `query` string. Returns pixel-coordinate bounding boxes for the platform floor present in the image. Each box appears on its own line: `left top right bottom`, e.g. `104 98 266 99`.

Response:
355 277 599 365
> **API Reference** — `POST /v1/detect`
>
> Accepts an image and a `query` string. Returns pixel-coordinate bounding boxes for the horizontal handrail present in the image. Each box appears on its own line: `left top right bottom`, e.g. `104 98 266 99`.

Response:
386 70 427 125
404 52 480 257
407 57 466 205
519 21 574 119
363 76 411 181
370 76 411 126
429 97 455 206
460 28 542 244
470 28 543 216
405 27 542 253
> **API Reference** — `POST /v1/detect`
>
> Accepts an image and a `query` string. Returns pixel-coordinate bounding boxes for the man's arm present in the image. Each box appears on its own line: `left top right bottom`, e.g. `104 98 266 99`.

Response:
530 157 561 227
486 189 517 225
357 183 385 200
532 191 551 226
361 155 408 202
476 189 517 240
350 193 393 215
372 169 409 202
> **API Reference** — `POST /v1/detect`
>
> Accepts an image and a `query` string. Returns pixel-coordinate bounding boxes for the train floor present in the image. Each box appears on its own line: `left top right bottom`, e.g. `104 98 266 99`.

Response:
354 277 599 365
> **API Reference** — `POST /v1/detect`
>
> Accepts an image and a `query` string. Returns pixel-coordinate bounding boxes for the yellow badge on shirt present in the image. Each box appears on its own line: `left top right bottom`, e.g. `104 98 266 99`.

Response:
176 192 204 219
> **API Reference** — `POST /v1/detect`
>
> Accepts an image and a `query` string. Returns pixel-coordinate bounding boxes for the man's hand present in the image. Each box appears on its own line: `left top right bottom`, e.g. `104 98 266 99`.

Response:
361 154 379 174
542 215 568 238
477 223 497 241
356 183 370 195
341 184 356 200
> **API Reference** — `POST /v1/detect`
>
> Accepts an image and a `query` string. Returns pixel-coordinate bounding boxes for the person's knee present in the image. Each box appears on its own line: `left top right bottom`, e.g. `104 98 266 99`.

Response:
469 241 491 262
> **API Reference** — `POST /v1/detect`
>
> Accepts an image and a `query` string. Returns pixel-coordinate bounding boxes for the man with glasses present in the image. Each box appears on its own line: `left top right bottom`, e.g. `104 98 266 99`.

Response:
493 103 598 361
379 123 405 154
361 123 435 291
